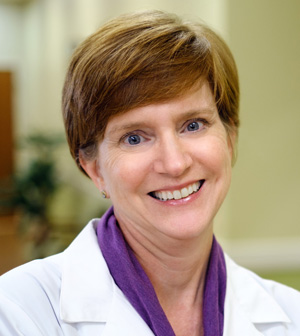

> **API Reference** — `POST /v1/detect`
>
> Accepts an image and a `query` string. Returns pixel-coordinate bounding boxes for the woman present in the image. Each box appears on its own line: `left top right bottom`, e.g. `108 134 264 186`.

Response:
0 10 299 336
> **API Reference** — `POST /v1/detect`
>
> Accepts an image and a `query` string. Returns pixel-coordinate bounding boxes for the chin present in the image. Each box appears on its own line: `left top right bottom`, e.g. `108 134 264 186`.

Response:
156 215 213 242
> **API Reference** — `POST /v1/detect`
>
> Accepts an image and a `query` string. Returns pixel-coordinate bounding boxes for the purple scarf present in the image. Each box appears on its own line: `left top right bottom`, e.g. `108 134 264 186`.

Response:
97 207 226 335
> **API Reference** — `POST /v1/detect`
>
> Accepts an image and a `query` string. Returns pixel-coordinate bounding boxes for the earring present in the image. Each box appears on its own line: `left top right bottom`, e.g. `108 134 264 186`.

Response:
101 190 107 199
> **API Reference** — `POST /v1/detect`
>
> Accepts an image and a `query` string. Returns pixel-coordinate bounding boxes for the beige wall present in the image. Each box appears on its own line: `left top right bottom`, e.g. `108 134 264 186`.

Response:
214 0 300 271
225 0 300 240
1 0 300 270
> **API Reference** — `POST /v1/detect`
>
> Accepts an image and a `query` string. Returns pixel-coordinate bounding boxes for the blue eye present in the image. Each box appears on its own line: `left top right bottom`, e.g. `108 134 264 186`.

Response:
186 121 202 132
125 134 141 145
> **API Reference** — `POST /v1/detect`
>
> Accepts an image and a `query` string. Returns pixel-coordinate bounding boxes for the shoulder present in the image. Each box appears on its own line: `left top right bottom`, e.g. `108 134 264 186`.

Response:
0 220 100 335
0 254 63 334
225 254 300 334
225 253 300 303
0 219 99 295
0 252 62 294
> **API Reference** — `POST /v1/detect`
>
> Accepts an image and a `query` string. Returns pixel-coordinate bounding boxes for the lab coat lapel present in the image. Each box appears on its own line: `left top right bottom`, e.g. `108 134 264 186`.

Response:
60 221 113 323
102 283 154 336
60 220 154 335
223 279 264 336
223 255 290 336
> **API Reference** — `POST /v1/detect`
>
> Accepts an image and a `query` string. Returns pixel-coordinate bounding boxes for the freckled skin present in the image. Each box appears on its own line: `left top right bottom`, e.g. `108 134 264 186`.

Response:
87 82 233 244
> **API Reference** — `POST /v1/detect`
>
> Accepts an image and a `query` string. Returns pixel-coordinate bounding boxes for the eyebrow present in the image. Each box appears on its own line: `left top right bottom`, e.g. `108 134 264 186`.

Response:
107 108 216 136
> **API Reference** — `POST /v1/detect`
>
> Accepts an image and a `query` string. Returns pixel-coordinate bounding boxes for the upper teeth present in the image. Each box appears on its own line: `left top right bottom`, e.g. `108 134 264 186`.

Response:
153 181 201 201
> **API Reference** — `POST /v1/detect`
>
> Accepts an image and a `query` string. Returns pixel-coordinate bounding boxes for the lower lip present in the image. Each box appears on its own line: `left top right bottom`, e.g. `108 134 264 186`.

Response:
151 182 204 206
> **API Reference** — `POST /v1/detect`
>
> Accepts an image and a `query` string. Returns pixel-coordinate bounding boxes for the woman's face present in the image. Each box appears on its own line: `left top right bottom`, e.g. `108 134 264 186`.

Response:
84 81 234 241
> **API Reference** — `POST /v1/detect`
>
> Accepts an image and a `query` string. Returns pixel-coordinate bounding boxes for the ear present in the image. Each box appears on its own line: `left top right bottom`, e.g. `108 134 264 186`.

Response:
79 151 106 193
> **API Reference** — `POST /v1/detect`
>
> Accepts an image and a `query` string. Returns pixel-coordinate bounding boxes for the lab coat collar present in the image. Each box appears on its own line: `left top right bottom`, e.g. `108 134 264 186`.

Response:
60 220 113 323
223 254 291 335
59 221 291 334
60 220 154 335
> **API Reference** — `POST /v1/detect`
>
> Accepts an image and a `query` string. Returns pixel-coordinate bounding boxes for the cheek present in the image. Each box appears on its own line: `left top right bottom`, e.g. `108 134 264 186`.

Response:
199 136 232 177
101 151 148 194
118 161 141 188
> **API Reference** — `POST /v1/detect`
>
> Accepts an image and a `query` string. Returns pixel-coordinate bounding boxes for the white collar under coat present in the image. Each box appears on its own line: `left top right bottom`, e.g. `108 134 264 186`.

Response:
59 220 291 335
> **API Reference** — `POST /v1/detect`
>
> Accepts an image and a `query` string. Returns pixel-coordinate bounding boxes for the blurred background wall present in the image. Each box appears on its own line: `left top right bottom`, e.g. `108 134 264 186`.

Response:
0 0 299 287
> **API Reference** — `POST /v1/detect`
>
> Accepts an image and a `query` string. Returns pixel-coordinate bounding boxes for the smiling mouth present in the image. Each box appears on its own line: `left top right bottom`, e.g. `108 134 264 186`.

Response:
149 180 204 201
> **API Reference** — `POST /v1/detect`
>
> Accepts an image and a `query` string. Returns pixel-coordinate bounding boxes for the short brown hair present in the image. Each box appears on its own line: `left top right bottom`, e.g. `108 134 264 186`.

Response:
62 10 240 174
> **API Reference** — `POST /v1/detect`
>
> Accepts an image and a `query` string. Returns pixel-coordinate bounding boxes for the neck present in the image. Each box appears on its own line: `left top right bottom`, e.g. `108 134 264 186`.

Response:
118 221 213 309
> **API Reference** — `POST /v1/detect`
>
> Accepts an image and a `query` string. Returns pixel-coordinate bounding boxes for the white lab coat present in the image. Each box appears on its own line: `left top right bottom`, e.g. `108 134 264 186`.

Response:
0 219 300 335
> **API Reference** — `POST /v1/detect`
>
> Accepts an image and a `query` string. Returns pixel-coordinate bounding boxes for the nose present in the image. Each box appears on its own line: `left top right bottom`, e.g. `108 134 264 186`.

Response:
153 135 193 177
